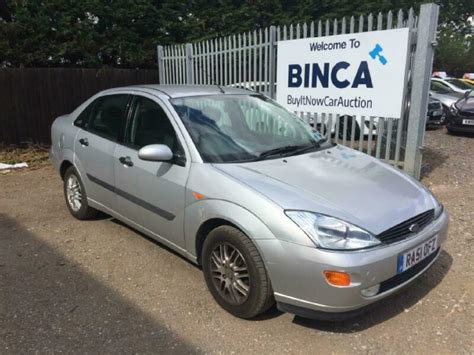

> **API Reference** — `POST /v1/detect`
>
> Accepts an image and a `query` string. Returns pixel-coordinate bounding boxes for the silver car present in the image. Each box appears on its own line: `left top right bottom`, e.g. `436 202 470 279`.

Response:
430 79 464 114
50 85 448 320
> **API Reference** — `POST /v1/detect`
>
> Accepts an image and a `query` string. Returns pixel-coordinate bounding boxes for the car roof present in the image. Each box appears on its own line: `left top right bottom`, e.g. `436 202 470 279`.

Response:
100 85 253 98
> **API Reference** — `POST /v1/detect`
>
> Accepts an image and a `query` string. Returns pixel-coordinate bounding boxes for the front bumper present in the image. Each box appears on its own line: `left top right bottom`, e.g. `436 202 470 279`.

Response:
447 121 474 133
446 114 474 132
256 210 449 318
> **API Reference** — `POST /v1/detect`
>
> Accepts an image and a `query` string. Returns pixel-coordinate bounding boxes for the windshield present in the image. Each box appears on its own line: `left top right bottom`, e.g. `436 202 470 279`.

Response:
445 78 473 90
171 95 326 163
430 80 453 94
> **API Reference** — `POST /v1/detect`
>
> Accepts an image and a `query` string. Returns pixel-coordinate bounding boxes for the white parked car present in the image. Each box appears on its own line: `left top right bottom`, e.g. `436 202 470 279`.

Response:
431 77 473 94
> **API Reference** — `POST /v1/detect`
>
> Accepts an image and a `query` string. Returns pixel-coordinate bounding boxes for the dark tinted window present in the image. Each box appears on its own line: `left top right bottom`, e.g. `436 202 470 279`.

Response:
430 80 453 94
88 95 129 140
125 96 181 152
446 78 473 90
74 101 95 128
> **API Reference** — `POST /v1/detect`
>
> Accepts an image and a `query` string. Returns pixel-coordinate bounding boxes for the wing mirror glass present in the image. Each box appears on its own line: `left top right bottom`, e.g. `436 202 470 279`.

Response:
138 144 173 162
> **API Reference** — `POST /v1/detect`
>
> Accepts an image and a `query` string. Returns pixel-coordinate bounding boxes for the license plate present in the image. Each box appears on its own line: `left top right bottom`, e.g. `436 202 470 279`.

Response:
432 110 442 116
397 236 438 274
462 119 474 125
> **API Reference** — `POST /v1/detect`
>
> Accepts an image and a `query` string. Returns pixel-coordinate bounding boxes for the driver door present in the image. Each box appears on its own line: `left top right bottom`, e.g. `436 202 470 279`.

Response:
113 95 189 248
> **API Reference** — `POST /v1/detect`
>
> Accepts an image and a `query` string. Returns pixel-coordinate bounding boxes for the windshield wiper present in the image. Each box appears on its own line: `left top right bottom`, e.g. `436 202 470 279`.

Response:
291 141 321 154
255 142 320 161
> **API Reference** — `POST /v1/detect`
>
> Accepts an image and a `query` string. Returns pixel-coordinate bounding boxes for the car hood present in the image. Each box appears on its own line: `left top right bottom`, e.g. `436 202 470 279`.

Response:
456 96 474 113
213 145 435 235
430 91 463 106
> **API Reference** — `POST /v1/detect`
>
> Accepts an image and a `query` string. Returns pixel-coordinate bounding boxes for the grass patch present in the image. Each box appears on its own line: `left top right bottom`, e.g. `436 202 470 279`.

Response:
0 144 50 172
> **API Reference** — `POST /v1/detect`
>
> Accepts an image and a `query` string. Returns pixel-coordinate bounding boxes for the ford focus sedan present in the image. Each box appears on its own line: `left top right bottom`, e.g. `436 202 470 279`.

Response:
50 85 448 320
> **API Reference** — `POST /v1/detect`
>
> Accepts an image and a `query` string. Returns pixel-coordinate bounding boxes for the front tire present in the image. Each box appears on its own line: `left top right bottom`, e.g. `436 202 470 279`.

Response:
202 226 274 319
63 166 98 220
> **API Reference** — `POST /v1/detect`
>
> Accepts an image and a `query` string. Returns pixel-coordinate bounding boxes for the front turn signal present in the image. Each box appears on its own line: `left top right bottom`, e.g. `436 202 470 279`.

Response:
324 270 351 286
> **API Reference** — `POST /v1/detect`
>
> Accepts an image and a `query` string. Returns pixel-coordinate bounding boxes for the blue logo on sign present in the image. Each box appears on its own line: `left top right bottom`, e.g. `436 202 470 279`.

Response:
369 44 388 65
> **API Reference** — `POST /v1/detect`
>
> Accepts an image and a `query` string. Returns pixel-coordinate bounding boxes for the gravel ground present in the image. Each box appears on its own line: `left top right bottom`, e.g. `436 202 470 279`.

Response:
0 128 472 354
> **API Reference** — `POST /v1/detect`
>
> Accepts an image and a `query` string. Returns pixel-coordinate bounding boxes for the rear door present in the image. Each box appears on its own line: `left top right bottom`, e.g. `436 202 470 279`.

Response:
74 94 130 208
113 94 190 248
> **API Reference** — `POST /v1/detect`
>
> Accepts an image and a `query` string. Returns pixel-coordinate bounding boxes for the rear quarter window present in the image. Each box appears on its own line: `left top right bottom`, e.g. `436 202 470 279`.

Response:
74 102 94 128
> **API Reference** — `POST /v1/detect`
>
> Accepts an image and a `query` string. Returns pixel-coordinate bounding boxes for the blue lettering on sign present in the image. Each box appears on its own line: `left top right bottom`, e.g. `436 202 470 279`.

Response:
288 64 302 87
287 61 373 89
352 61 373 88
331 61 350 88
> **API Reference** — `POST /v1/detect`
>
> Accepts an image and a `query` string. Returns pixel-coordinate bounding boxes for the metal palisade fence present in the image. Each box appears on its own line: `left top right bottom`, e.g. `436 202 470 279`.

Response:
157 3 439 178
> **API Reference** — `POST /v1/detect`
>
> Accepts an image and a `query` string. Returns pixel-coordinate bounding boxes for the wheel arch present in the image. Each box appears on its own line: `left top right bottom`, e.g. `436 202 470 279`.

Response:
59 160 73 180
185 199 279 265
195 218 239 265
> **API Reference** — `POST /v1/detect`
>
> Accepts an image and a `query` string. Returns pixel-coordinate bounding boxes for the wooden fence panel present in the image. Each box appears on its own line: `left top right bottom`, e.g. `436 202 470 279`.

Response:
0 68 159 144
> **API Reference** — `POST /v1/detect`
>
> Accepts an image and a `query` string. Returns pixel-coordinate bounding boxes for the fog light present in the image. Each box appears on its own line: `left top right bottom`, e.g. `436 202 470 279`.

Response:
361 284 380 297
324 271 351 286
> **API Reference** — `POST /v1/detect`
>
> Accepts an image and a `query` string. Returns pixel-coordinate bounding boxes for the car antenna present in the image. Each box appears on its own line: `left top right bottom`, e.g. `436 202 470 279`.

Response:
216 84 225 94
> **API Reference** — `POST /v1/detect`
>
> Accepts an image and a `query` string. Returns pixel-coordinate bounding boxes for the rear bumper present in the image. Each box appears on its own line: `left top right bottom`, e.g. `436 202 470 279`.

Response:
49 147 61 172
256 210 449 318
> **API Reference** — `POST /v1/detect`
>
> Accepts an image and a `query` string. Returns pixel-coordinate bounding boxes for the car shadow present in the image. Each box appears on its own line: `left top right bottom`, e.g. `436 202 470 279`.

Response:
0 213 201 353
109 217 284 321
109 217 201 269
291 249 452 332
446 130 474 138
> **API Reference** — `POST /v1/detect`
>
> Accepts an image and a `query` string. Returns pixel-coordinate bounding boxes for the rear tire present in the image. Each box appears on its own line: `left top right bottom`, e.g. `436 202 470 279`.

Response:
202 226 274 319
63 166 98 220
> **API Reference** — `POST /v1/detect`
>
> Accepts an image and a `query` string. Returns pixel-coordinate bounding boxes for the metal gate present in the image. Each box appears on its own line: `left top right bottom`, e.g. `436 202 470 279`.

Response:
157 3 439 178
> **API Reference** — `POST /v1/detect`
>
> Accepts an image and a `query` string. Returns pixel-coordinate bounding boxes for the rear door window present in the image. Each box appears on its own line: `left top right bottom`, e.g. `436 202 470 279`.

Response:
87 94 129 141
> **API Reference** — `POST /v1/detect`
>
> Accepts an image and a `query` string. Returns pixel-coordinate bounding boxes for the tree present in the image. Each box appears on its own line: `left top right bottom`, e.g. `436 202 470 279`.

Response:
0 0 472 71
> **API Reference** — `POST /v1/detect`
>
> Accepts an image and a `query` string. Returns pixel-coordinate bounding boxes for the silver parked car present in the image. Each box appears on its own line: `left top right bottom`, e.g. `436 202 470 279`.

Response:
430 79 464 115
50 85 448 320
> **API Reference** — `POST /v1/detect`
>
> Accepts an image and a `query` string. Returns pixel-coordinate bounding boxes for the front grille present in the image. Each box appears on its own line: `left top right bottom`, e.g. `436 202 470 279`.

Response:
377 209 434 244
378 248 440 294
428 102 442 110
459 110 474 118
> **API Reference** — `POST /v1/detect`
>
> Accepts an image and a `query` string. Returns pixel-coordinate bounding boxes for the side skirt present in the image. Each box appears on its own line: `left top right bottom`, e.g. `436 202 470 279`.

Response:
87 197 198 265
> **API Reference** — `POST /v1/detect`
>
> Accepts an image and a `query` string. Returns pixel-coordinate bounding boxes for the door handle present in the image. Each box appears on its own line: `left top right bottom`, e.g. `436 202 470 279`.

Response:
119 156 134 167
79 138 89 146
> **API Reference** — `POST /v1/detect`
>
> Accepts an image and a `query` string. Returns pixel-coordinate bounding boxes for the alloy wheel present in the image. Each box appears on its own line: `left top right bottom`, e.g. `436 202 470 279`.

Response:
209 242 250 305
66 174 82 212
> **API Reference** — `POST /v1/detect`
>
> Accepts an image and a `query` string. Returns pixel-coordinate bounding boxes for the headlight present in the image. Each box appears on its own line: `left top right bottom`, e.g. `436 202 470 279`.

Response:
434 198 444 219
449 104 458 115
285 211 381 250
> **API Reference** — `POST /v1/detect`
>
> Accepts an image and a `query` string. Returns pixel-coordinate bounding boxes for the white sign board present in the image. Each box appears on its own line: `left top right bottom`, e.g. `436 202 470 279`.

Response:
276 28 410 118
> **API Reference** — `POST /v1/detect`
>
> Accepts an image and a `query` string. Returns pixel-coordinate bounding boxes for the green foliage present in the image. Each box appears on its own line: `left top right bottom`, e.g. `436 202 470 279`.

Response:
0 0 472 72
434 30 474 77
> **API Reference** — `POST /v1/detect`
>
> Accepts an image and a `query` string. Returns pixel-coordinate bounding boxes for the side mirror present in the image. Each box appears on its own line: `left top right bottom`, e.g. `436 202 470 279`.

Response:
138 144 173 162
